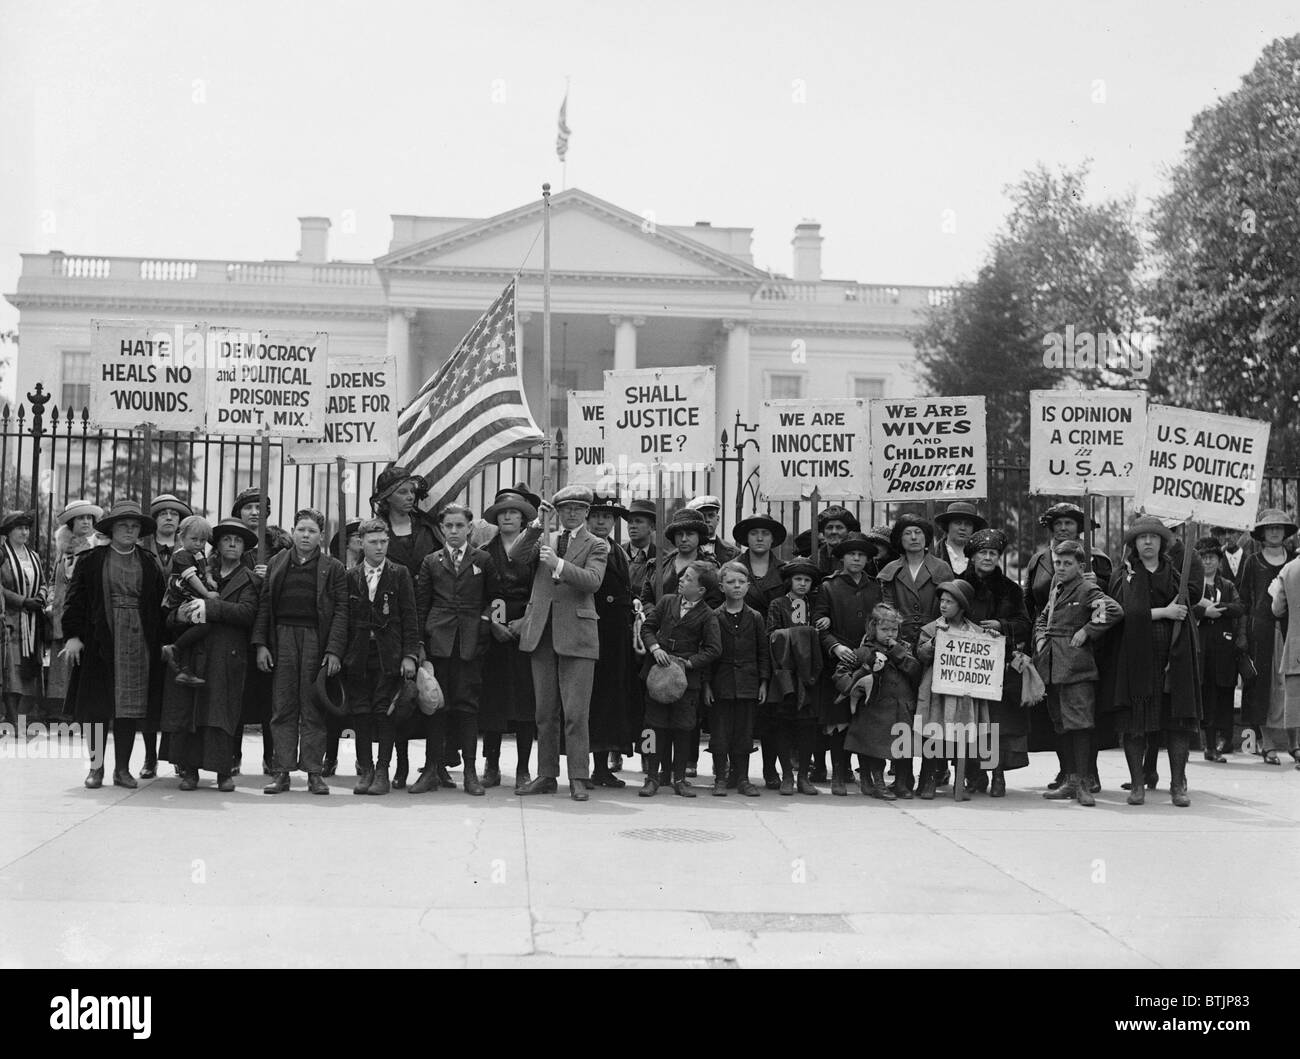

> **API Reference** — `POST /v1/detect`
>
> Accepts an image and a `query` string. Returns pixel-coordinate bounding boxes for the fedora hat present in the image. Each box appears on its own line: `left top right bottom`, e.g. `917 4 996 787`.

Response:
890 513 934 552
0 509 35 535
626 498 657 523
779 558 822 584
58 499 104 527
1124 515 1174 548
934 501 988 534
965 528 1009 558
664 509 710 544
832 531 877 559
416 660 446 715
150 493 193 520
586 495 630 520
817 506 861 533
551 484 593 510
311 668 349 720
386 677 418 724
732 513 788 548
230 487 266 518
1038 501 1100 533
646 659 688 704
936 579 975 613
96 501 157 537
212 518 259 552
483 488 538 524
1251 508 1298 542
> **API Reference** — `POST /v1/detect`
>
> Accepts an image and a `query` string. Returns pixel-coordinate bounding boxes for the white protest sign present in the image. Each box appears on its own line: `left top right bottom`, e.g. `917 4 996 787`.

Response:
206 329 329 437
1029 390 1146 496
566 390 606 486
88 319 205 431
758 398 868 501
1133 405 1270 531
603 366 715 485
869 396 987 500
286 355 399 464
930 626 1005 701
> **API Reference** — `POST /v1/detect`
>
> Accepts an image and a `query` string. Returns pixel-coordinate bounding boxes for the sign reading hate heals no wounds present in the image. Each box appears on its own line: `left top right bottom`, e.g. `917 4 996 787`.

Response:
286 355 399 464
869 397 987 500
930 626 1005 701
603 366 715 482
89 319 206 431
758 398 868 502
1133 405 1270 532
206 329 329 438
1028 389 1146 496
566 390 606 487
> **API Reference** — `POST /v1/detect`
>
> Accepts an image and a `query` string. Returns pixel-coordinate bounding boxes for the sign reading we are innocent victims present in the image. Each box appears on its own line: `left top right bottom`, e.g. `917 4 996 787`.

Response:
869 397 987 500
758 399 868 502
286 355 399 464
206 330 329 438
930 626 1005 701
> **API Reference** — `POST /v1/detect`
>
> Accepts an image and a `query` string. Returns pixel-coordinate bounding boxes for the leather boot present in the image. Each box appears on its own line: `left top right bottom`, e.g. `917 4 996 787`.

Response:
831 752 848 796
1168 732 1191 807
711 755 728 797
307 772 330 795
639 754 660 797
263 772 289 794
513 768 532 794
482 763 502 788
1076 775 1095 806
113 769 138 789
368 766 391 796
353 767 375 795
673 777 697 798
177 770 198 791
216 773 235 793
868 765 897 801
989 769 1006 797
1042 773 1079 800
797 769 820 796
917 761 938 800
408 767 439 794
1123 735 1147 805
463 766 485 796
84 767 105 789
893 759 915 799
392 761 408 789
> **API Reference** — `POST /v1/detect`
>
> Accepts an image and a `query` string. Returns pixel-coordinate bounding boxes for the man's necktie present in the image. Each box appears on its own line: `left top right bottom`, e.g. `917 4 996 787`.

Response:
557 531 570 558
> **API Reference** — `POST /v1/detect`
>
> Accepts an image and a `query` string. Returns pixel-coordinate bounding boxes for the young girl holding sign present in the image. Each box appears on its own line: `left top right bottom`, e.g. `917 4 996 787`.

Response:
915 579 985 801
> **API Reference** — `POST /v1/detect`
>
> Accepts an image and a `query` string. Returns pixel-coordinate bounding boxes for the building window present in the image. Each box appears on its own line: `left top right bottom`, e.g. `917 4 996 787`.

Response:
766 373 805 399
61 351 91 413
852 376 885 400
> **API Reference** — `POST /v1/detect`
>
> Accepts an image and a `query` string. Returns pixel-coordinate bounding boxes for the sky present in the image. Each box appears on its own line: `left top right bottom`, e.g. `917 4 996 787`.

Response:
2 0 1297 362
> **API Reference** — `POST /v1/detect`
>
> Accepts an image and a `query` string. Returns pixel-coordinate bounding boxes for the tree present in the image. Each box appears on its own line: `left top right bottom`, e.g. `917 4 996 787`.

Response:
915 162 1146 452
1146 34 1300 466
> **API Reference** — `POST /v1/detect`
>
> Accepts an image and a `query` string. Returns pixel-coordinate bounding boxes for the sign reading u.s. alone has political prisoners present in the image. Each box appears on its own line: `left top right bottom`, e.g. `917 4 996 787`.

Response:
603 366 715 485
88 319 205 431
758 398 868 501
1132 404 1270 531
566 390 606 487
868 397 987 500
286 355 399 464
1029 389 1146 496
206 329 329 437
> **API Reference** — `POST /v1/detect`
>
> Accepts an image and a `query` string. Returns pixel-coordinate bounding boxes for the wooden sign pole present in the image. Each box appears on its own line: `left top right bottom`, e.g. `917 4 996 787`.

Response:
256 430 271 566
336 455 349 563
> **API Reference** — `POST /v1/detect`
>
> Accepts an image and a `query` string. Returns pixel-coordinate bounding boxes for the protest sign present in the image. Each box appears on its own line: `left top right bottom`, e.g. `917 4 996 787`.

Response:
1132 405 1270 531
206 329 329 437
1029 389 1146 496
603 366 715 485
566 389 606 486
286 355 399 464
88 319 205 431
869 397 987 500
929 626 1005 701
758 398 868 501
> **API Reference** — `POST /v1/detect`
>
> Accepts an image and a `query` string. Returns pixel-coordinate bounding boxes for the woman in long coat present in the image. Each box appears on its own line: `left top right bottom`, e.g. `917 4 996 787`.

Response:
733 514 790 787
1237 509 1298 763
62 501 166 789
1105 516 1203 807
585 496 635 787
46 499 105 716
964 528 1031 796
1192 537 1246 762
161 519 260 790
878 513 954 649
479 486 542 791
0 509 49 734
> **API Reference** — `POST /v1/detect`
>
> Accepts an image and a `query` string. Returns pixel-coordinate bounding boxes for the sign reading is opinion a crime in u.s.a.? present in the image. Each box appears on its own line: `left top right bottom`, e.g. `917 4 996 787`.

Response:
868 397 987 500
566 390 606 487
286 355 399 464
88 319 206 431
1132 405 1270 532
206 329 329 437
602 366 715 481
1029 389 1147 496
930 625 1005 701
757 398 868 502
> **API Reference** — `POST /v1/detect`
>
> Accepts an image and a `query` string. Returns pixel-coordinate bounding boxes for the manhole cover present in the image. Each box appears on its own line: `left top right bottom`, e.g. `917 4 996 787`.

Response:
620 828 735 843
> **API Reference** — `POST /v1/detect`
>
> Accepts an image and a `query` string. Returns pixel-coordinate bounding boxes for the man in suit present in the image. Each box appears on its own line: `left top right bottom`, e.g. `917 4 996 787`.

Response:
412 503 497 796
516 485 610 802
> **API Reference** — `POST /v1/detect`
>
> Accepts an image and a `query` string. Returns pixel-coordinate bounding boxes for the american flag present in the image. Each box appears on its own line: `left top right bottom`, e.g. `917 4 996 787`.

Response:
395 279 544 513
556 91 571 162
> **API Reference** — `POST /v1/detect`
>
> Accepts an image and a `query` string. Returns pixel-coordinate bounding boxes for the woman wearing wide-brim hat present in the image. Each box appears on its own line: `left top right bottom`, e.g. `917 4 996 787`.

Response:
479 486 543 790
732 513 788 616
46 500 106 715
1103 516 1203 806
641 509 722 608
1238 508 1299 763
878 513 955 649
0 510 48 736
61 501 167 789
161 519 261 791
932 501 988 576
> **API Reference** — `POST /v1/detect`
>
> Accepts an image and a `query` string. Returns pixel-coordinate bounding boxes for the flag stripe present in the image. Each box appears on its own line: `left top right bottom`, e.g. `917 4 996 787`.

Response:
404 409 537 487
398 379 522 454
428 429 544 514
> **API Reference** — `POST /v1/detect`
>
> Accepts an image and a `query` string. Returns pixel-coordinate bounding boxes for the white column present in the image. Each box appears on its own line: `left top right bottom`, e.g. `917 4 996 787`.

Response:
718 319 750 425
387 308 417 407
611 315 642 371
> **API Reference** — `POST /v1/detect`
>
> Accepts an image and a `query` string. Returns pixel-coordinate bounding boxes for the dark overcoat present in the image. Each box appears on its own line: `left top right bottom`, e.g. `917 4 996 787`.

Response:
343 559 420 676
250 549 349 661
1194 573 1245 689
878 555 954 646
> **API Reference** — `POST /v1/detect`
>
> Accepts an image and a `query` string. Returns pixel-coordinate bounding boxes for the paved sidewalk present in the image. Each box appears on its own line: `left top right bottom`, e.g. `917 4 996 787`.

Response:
2 730 1297 968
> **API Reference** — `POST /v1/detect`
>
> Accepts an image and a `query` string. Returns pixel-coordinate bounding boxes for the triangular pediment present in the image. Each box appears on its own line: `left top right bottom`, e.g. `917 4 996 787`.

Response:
376 188 765 281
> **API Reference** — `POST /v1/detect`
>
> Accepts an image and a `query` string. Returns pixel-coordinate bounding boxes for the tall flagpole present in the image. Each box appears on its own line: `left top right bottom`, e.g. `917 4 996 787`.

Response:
540 182 553 534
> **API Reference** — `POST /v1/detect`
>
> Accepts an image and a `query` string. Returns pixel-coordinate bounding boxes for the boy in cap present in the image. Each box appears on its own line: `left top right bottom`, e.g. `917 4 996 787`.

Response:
705 561 770 796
